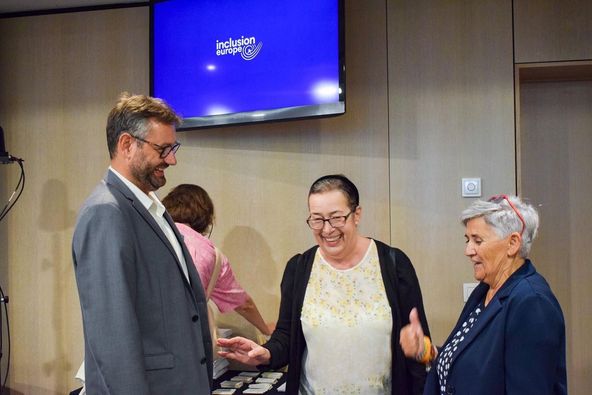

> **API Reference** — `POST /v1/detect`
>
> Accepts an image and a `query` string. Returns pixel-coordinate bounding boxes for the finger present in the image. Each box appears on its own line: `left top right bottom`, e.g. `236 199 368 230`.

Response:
409 308 420 327
216 337 240 345
218 350 250 364
219 336 247 345
410 308 424 334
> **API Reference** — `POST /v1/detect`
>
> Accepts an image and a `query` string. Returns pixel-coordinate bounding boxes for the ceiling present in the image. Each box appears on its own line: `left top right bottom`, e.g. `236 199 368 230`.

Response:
0 0 146 14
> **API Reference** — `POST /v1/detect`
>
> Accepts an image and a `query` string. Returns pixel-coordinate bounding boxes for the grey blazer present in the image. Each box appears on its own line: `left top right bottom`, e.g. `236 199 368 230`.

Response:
73 170 213 394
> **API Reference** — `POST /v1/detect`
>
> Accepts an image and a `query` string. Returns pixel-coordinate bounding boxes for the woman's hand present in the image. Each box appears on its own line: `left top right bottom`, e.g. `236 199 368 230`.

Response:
399 308 425 359
217 336 271 366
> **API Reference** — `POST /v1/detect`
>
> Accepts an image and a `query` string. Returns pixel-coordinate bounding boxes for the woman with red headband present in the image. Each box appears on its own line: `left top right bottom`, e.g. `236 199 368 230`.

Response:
400 195 567 395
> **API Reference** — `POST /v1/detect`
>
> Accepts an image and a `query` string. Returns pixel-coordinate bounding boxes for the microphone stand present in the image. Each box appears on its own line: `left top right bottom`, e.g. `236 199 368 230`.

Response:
0 293 6 362
0 153 23 394
0 287 8 395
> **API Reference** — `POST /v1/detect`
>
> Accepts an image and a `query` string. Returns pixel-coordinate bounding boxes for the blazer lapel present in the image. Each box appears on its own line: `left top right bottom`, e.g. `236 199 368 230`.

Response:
105 171 191 285
448 262 534 365
133 199 178 254
448 296 502 365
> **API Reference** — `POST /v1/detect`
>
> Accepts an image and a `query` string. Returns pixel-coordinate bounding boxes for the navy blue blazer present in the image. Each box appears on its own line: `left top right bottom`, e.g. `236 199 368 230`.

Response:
425 260 566 395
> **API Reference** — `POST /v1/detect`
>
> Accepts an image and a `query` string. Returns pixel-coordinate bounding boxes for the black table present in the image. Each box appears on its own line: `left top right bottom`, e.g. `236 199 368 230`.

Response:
213 370 287 394
70 369 287 394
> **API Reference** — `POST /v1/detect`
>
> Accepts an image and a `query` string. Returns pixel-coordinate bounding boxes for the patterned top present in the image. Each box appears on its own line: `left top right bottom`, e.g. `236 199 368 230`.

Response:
436 302 483 394
299 240 393 394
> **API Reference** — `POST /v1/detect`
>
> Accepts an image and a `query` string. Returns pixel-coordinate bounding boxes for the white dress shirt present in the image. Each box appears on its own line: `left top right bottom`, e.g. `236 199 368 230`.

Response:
109 166 189 282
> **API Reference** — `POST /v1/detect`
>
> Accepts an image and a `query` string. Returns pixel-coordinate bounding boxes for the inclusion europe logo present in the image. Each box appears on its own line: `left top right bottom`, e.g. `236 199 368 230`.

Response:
215 36 263 61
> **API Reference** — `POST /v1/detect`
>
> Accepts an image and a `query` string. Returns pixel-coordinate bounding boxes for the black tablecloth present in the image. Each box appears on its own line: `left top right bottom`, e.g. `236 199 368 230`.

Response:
70 369 286 395
213 369 286 394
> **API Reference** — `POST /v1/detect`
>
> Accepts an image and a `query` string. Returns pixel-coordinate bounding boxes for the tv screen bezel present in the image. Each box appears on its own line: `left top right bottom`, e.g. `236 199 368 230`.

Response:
149 0 346 130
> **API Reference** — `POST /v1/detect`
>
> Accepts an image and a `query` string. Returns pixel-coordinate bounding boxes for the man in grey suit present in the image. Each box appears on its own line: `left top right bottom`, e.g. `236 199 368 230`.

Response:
73 93 212 394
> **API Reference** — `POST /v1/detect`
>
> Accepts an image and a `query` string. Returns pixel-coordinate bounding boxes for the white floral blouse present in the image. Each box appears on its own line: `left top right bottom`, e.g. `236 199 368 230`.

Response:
299 240 393 394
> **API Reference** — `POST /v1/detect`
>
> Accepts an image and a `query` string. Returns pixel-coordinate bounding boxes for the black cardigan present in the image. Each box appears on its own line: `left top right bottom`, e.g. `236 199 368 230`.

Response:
262 239 430 394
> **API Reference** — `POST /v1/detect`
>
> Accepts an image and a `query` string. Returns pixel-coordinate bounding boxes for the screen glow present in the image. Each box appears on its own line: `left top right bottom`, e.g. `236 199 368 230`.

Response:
151 0 344 129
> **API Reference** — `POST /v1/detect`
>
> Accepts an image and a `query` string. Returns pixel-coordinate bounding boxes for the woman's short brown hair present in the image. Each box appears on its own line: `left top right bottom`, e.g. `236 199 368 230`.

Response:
162 184 214 235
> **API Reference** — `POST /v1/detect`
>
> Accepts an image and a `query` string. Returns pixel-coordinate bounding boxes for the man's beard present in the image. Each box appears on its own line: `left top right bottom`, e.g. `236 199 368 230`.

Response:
130 155 167 192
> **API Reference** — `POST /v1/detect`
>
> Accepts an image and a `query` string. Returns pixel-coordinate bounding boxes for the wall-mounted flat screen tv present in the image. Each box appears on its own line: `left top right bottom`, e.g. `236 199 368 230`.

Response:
150 0 345 130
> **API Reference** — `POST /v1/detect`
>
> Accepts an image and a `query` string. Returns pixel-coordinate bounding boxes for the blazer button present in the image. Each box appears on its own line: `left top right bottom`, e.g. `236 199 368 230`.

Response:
446 384 455 394
192 315 199 322
200 357 207 364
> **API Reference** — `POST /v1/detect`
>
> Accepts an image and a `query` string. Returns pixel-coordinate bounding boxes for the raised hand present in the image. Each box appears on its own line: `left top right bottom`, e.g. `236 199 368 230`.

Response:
217 336 271 366
399 307 425 359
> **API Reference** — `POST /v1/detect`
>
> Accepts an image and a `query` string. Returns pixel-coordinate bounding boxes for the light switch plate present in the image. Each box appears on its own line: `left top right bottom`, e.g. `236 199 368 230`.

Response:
462 178 481 197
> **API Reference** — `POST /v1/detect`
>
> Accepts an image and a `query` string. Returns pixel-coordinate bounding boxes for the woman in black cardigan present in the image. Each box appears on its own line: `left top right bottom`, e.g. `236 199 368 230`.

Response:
219 174 430 394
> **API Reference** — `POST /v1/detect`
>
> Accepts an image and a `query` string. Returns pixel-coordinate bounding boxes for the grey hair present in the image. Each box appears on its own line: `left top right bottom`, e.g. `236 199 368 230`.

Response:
460 196 539 258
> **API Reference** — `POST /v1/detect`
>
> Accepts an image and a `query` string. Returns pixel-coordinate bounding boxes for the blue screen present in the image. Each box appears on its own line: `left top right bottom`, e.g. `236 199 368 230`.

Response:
152 0 344 128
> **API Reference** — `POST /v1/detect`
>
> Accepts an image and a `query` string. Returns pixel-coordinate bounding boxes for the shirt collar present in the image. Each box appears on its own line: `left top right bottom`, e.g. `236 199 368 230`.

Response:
109 166 165 216
149 192 166 217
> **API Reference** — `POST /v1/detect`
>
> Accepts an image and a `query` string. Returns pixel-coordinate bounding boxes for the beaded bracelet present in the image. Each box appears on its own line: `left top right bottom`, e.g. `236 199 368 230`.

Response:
416 336 436 364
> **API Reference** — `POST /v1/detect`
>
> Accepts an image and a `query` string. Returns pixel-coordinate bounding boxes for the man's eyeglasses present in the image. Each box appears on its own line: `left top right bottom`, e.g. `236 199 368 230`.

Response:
306 211 354 230
132 135 181 158
488 194 526 235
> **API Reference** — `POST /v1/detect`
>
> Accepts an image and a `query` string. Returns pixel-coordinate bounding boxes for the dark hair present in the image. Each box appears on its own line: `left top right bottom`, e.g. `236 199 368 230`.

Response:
308 174 359 210
106 92 182 159
162 184 214 235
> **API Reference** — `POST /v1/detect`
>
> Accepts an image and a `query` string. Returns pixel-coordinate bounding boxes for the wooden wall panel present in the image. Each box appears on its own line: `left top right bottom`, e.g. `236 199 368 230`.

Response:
520 80 592 395
514 0 592 63
387 0 515 343
0 8 149 394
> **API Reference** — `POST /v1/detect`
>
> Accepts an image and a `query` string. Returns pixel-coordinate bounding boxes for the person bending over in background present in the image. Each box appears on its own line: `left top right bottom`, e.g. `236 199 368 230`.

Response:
163 183 274 336
218 174 430 394
400 195 566 395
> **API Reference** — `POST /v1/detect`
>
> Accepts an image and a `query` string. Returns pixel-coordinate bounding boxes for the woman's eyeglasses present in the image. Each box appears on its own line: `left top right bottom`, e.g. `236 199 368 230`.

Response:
306 211 353 230
488 194 526 235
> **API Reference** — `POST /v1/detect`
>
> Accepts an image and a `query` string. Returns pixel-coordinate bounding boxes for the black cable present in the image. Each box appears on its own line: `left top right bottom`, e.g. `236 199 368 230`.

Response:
0 157 22 394
0 158 25 223
0 285 9 395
